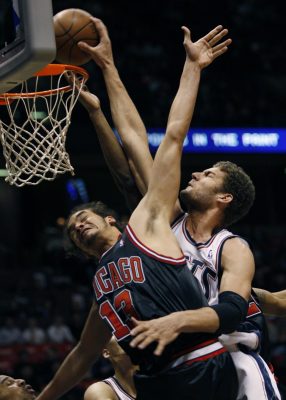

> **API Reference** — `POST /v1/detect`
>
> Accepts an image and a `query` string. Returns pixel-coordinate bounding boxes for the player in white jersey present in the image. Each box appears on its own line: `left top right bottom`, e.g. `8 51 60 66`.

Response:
84 337 136 400
169 212 280 399
73 18 281 400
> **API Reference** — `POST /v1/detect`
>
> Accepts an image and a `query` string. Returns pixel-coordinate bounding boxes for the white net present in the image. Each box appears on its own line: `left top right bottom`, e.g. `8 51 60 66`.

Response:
0 65 88 186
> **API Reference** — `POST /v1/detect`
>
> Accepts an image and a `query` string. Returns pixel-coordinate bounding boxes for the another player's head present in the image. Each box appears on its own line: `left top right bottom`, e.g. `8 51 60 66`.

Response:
103 336 128 362
0 376 36 400
65 201 122 258
102 336 136 372
180 161 255 227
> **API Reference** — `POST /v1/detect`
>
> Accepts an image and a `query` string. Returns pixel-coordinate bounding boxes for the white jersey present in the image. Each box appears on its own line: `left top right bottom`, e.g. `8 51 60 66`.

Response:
172 213 237 305
103 376 135 400
172 213 281 400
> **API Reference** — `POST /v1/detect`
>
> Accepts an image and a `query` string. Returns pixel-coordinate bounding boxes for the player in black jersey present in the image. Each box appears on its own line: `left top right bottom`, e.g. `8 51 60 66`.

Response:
37 19 236 400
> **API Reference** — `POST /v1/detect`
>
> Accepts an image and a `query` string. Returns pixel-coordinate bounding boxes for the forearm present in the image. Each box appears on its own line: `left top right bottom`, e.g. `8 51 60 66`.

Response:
89 108 129 178
101 65 152 194
272 289 286 299
176 307 220 334
144 61 201 214
37 344 97 400
166 60 201 144
254 287 286 316
102 65 147 143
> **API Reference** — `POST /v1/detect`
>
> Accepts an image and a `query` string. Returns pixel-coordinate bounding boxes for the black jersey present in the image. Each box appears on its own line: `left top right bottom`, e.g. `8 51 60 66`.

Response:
93 225 220 375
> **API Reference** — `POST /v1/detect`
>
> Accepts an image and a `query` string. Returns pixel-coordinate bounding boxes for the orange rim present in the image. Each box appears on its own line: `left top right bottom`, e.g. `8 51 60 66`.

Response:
0 64 89 104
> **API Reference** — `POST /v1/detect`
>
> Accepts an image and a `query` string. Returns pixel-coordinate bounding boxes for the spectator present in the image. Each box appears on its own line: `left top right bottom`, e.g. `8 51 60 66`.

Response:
0 318 23 346
47 316 75 344
22 319 46 345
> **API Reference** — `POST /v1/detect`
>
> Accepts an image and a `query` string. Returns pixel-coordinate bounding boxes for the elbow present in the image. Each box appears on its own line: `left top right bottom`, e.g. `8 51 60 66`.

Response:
210 291 248 335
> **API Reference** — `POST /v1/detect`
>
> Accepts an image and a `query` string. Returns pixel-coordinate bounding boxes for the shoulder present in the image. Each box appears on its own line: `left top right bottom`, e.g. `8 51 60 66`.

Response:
84 381 118 400
221 236 252 254
221 236 254 271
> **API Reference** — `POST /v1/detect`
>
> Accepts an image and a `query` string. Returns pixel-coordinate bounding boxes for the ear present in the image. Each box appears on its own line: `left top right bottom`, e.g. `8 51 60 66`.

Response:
102 348 110 359
217 193 233 205
105 216 117 226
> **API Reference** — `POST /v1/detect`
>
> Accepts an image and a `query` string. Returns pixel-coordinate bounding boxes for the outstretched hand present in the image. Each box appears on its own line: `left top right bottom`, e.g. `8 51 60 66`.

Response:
77 18 114 70
182 25 232 69
130 315 181 356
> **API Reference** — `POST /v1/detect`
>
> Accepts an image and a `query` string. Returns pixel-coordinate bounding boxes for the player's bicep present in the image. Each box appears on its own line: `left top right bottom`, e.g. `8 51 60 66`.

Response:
220 237 254 300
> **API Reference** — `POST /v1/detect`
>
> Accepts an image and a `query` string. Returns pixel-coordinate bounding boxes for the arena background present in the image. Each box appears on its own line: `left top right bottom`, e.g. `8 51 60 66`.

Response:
1 0 286 398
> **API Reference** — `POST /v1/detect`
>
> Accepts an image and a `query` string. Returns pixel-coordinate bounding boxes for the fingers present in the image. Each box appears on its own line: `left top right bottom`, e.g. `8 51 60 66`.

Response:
90 17 109 40
208 28 229 47
134 335 154 349
212 46 229 60
77 17 110 53
64 71 87 93
131 317 140 326
154 341 167 356
130 331 150 349
212 38 232 59
181 26 191 43
212 38 232 53
77 41 94 54
202 25 223 42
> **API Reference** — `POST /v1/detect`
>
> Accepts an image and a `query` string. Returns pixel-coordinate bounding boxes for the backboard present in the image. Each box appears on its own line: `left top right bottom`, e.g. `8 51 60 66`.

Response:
0 0 56 93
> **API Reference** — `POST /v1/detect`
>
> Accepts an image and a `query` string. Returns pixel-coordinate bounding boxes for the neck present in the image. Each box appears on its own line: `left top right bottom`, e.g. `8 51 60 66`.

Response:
92 227 121 258
113 357 137 397
186 209 222 242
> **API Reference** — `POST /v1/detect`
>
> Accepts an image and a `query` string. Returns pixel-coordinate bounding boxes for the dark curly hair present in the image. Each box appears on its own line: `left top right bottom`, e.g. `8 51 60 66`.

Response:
213 161 255 227
64 201 123 259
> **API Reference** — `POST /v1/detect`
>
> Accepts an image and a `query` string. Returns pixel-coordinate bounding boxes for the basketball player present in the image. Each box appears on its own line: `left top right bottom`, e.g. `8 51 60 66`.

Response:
77 18 281 400
84 336 136 400
0 375 36 400
37 23 238 400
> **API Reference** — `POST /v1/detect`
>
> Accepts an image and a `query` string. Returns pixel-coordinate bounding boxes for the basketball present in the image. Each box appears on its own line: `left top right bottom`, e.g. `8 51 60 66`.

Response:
53 9 99 66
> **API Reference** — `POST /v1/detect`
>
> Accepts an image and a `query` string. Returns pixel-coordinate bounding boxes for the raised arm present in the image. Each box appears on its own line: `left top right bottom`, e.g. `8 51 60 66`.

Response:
37 303 111 400
76 85 141 211
78 19 153 196
129 25 231 250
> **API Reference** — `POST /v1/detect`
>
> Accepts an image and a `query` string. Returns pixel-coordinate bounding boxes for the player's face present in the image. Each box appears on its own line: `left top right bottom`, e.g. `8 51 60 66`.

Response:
180 167 226 211
67 209 109 255
0 375 36 400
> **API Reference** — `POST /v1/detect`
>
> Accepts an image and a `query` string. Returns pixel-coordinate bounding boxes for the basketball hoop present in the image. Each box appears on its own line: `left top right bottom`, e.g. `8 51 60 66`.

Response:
0 64 89 186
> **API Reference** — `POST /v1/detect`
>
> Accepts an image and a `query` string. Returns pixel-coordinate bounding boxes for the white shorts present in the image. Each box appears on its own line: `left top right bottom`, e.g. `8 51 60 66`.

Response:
220 332 281 400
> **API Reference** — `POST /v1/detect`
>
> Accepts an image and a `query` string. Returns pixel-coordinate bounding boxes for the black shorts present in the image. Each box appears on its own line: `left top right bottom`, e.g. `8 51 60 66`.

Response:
134 352 238 400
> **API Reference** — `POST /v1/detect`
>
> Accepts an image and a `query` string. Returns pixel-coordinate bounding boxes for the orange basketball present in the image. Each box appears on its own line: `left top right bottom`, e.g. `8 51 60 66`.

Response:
53 9 99 66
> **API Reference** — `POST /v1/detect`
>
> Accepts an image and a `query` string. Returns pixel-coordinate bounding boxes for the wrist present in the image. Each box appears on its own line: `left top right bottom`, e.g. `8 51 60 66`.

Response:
101 62 118 74
184 60 202 73
88 107 101 116
175 311 192 333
